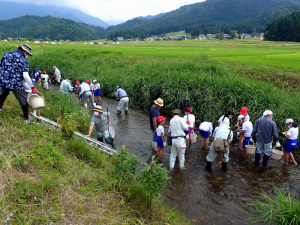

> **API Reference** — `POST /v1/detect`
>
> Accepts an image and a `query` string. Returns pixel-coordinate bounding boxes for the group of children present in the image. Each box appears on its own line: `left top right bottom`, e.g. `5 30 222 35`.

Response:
154 106 298 167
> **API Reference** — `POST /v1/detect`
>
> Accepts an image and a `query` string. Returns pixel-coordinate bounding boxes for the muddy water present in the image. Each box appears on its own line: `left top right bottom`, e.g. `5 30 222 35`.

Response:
100 97 300 224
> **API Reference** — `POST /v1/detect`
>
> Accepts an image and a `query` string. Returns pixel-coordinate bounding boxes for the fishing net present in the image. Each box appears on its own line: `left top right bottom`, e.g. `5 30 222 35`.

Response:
180 98 191 111
150 85 162 100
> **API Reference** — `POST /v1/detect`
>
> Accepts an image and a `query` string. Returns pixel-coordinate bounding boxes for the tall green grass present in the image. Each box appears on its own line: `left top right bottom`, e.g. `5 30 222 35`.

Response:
249 186 300 225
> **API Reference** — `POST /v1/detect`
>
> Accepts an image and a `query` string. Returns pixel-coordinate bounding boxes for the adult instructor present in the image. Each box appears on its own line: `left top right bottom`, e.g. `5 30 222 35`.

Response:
0 44 38 122
149 98 164 150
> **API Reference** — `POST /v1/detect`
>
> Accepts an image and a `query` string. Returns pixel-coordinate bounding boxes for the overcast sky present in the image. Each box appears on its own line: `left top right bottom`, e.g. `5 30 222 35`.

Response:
3 0 205 24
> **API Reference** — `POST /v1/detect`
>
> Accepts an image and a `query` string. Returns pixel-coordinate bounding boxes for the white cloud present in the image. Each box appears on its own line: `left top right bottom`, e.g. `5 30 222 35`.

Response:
1 0 205 23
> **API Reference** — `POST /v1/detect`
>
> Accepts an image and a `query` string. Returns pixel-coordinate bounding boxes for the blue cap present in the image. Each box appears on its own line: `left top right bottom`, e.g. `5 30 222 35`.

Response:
115 86 120 90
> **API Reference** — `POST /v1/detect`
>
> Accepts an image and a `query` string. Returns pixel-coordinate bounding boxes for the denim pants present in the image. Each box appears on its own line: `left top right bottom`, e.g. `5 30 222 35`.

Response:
256 142 272 156
151 129 157 142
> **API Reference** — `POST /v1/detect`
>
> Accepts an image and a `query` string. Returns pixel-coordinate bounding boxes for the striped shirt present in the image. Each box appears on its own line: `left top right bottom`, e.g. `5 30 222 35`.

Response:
251 116 278 144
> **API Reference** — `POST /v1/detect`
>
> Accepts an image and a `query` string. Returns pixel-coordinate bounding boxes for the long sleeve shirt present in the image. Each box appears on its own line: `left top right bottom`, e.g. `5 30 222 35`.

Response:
251 116 279 144
170 115 189 137
79 82 91 95
115 88 128 98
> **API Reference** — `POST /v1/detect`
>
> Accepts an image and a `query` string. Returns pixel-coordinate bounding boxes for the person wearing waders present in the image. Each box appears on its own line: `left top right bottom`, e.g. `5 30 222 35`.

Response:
169 109 191 170
53 66 61 85
0 44 38 123
41 71 49 90
149 98 164 150
238 115 253 158
205 118 233 171
87 105 115 149
115 86 129 115
79 80 96 108
282 118 298 166
251 110 281 168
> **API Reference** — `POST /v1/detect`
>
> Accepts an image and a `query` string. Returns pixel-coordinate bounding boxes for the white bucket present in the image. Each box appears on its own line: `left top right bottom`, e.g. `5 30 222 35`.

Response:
271 147 284 160
186 133 197 144
246 143 256 155
27 93 45 109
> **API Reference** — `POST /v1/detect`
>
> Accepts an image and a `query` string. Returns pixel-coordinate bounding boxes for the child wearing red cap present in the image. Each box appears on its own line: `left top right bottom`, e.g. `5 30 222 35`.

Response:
156 116 166 163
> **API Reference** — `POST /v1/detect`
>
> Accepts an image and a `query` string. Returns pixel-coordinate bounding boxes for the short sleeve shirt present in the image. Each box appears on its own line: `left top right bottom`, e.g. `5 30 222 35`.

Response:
183 114 195 127
157 125 164 137
199 122 213 132
149 106 160 130
95 83 100 89
0 50 29 90
91 113 110 133
287 127 299 140
241 120 253 137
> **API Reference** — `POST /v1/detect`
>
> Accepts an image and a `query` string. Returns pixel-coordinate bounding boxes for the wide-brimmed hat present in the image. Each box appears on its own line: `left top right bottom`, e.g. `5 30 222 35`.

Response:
18 44 32 56
172 109 182 115
93 105 103 113
154 98 164 107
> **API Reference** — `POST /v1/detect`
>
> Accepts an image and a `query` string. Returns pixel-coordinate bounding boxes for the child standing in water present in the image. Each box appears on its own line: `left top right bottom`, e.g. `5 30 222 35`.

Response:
156 116 166 163
283 118 298 166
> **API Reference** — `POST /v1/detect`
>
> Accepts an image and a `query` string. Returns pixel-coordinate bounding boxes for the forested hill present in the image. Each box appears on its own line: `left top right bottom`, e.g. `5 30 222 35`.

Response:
107 0 300 36
264 11 300 41
0 16 106 41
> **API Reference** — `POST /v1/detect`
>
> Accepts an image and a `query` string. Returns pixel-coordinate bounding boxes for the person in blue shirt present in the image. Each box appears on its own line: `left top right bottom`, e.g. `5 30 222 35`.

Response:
0 44 38 122
115 86 129 115
149 98 164 150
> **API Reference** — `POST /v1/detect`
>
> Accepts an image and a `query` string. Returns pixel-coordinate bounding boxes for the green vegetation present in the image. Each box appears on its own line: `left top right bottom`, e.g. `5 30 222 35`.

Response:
107 0 300 36
265 11 300 42
249 186 300 225
0 15 106 41
0 89 186 224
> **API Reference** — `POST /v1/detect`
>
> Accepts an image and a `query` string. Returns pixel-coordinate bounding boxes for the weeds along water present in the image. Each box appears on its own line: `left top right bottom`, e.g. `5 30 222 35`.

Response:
22 44 300 144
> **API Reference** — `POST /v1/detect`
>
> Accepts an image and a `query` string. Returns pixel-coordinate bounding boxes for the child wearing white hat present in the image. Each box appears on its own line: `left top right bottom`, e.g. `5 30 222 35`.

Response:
283 118 298 166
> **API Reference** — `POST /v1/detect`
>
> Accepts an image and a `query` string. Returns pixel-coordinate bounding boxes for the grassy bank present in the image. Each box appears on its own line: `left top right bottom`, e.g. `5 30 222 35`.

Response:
0 92 186 224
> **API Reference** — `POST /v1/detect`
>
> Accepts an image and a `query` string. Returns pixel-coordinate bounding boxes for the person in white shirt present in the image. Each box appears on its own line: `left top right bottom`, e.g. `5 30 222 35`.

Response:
169 109 191 170
206 119 233 171
240 107 250 121
41 71 49 90
199 122 213 149
239 116 253 157
93 80 101 103
283 118 298 166
53 66 61 84
80 80 96 108
182 107 195 147
218 111 235 126
60 78 68 91
156 116 166 163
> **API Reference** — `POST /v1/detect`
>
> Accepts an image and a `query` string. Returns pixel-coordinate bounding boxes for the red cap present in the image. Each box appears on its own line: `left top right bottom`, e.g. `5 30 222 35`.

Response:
76 80 80 85
43 71 46 74
157 116 166 122
183 107 192 112
240 107 248 115
86 80 90 84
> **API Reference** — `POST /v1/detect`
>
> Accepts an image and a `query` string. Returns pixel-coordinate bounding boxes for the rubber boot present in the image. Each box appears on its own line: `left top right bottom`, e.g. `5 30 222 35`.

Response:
93 102 96 108
125 110 128 114
221 161 228 171
84 103 88 108
21 105 29 120
117 110 121 116
169 157 176 171
262 155 271 168
179 160 185 170
254 153 261 167
205 161 212 172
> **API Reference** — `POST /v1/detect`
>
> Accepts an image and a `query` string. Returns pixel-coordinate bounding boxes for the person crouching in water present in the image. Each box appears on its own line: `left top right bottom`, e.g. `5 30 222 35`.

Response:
205 118 233 171
115 86 129 115
283 118 298 166
199 121 213 150
169 109 191 170
156 116 166 163
87 105 116 149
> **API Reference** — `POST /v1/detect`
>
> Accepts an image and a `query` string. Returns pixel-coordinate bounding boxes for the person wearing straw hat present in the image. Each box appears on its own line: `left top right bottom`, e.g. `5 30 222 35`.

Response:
87 105 115 149
205 119 233 171
169 109 191 170
115 86 129 115
251 110 280 168
149 98 164 150
282 118 298 166
0 44 38 122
